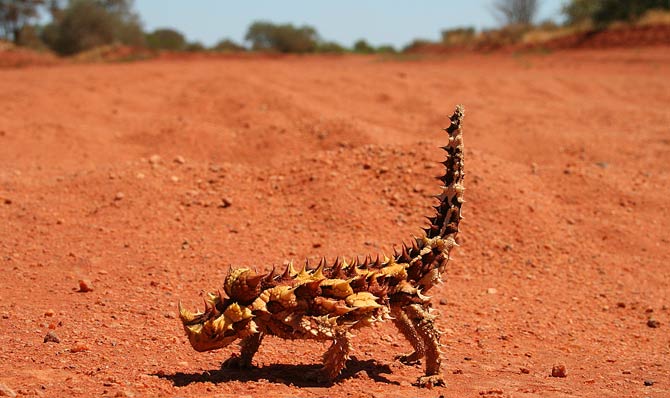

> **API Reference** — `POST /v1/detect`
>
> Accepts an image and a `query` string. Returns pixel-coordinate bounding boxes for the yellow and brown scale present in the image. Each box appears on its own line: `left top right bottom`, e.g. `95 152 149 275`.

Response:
178 105 466 388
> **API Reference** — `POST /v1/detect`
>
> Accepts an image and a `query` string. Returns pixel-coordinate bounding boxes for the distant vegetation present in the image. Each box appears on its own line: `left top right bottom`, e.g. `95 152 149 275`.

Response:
492 0 539 26
245 21 318 53
1 0 669 56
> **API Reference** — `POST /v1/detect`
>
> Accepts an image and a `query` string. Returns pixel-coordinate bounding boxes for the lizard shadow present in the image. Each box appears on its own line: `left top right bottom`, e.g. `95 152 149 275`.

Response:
154 356 398 387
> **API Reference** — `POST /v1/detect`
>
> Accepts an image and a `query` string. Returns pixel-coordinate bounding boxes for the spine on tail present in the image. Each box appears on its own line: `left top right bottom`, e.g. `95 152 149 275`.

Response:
424 105 465 241
404 106 465 293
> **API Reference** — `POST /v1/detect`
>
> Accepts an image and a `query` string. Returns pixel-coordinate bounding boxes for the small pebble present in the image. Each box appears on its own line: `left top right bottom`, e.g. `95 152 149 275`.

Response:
644 380 654 386
44 309 55 317
114 192 124 201
43 331 60 344
551 364 567 378
78 279 94 292
487 288 497 294
647 318 660 328
70 344 89 353
149 154 161 165
520 367 530 374
164 312 176 319
439 298 448 305
174 156 185 164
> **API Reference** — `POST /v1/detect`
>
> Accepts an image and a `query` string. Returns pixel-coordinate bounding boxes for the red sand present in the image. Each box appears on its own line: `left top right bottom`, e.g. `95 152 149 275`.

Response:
1 48 669 397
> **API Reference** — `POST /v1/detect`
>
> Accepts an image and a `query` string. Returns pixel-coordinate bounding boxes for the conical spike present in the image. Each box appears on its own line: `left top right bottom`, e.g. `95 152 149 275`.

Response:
264 265 276 282
178 301 198 324
294 259 309 280
401 243 410 259
312 259 326 280
246 273 264 288
281 260 296 280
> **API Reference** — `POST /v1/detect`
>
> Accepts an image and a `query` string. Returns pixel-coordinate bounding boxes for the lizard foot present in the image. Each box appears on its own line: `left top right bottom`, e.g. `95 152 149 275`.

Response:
415 374 446 388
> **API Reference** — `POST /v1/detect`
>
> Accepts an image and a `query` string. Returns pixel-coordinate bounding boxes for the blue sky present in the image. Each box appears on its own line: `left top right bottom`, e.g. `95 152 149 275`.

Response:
135 0 565 48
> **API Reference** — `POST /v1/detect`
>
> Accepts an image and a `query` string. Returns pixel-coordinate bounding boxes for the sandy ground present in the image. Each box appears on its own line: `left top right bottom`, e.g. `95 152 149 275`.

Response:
1 48 669 397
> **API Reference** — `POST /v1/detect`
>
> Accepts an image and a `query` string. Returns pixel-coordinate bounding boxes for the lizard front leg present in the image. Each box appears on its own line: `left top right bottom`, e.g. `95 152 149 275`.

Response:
318 328 351 383
222 333 264 369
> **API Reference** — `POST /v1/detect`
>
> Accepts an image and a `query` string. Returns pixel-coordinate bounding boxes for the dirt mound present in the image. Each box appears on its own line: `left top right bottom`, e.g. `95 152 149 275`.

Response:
407 24 670 55
527 24 670 50
72 44 156 63
0 40 60 68
0 51 668 397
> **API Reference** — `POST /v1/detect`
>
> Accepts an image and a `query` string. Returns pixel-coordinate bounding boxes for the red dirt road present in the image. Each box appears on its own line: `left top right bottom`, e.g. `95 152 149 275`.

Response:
1 49 669 397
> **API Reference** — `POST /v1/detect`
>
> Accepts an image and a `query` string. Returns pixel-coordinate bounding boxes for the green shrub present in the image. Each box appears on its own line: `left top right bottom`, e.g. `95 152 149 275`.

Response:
352 38 374 54
316 40 345 53
562 0 670 27
375 44 397 54
145 28 185 50
592 0 670 26
212 38 245 52
184 41 204 52
245 21 318 53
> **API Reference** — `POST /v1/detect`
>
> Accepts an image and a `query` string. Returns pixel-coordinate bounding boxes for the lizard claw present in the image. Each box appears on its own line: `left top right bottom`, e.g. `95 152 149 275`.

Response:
415 374 446 388
394 352 422 365
221 354 254 369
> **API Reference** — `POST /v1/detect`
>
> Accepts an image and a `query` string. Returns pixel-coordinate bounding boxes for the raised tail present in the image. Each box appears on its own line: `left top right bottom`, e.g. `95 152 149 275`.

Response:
424 105 465 241
399 106 464 293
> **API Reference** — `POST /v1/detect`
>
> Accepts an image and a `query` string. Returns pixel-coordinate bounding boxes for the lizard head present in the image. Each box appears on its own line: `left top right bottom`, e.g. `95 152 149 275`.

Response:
179 268 262 352
178 298 257 351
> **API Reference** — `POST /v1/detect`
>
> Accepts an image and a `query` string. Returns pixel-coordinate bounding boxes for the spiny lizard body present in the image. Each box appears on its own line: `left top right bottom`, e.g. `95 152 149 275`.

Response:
178 105 465 387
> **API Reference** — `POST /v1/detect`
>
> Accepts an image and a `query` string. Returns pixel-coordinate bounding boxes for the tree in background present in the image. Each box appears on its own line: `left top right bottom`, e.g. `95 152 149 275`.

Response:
145 28 185 50
561 0 602 26
491 0 539 25
561 0 670 27
245 21 318 53
0 0 44 44
40 0 144 55
591 0 670 26
352 38 375 54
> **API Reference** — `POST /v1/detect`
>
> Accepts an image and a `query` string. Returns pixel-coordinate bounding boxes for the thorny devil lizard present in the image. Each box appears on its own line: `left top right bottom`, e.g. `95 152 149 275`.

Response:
178 105 465 388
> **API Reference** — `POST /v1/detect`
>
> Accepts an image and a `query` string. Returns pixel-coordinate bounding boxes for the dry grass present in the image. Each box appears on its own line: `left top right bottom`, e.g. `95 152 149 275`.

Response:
637 9 670 26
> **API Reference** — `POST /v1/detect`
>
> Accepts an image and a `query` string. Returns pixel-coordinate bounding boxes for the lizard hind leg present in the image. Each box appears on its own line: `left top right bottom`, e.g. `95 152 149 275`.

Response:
404 304 445 388
222 333 264 369
390 305 425 365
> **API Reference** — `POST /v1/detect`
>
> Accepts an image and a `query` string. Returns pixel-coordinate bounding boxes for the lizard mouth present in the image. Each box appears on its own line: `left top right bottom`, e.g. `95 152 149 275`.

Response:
178 298 256 352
